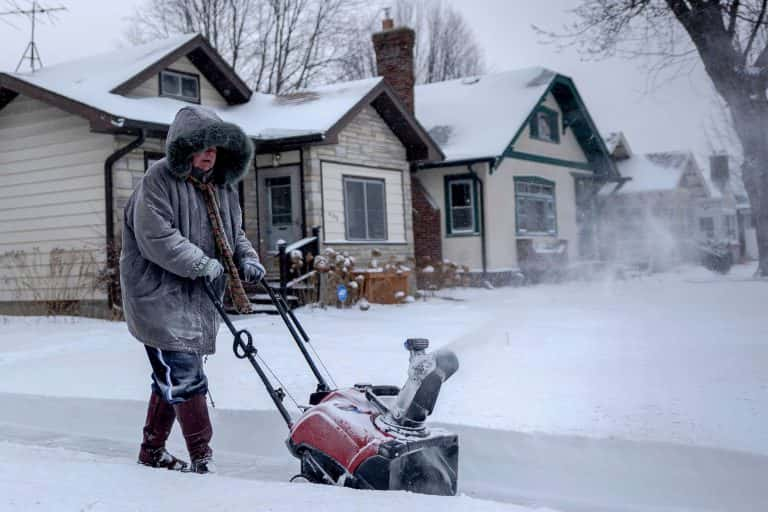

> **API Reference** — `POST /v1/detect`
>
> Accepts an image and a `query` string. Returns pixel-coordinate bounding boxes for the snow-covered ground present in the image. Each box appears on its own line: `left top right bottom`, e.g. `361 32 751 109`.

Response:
1 263 766 511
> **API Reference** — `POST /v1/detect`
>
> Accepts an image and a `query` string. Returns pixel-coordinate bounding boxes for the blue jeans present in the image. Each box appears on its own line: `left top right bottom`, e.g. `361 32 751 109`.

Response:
145 346 208 405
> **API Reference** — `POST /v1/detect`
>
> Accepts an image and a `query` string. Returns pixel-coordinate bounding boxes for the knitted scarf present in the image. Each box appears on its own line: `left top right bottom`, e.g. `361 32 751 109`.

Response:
189 177 252 314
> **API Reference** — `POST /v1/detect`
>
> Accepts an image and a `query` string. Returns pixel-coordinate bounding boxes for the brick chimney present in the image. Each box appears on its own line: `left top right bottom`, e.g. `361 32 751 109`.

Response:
372 14 415 114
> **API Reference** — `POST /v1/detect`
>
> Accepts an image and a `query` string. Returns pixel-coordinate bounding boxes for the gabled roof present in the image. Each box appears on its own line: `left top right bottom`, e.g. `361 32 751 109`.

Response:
111 35 251 103
614 150 709 195
3 34 250 106
0 35 442 161
415 68 619 180
416 68 551 162
605 131 633 160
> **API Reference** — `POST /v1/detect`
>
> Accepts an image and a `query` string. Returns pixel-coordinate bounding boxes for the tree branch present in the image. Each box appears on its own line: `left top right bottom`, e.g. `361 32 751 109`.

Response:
727 0 741 36
744 0 768 62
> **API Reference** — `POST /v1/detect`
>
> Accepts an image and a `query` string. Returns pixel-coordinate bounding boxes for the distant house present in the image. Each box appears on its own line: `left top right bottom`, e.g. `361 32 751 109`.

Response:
406 67 621 282
0 33 442 316
599 132 756 267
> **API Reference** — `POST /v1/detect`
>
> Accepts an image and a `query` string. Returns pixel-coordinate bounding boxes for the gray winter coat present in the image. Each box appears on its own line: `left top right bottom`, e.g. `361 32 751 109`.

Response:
120 106 258 355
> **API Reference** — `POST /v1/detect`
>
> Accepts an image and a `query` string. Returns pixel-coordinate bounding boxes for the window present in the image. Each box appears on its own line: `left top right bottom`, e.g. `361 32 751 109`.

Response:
530 106 560 143
515 178 556 235
725 215 737 239
159 70 200 103
343 177 387 241
699 217 715 239
445 176 478 234
266 176 293 226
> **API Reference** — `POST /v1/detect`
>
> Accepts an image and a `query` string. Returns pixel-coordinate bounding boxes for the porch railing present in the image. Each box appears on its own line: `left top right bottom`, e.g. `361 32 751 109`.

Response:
277 226 321 297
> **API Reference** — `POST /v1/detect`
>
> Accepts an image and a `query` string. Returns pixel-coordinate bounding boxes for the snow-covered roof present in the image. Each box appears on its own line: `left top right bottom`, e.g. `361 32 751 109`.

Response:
222 78 384 140
415 67 556 162
604 131 632 159
1 36 387 142
616 152 688 193
5 34 198 99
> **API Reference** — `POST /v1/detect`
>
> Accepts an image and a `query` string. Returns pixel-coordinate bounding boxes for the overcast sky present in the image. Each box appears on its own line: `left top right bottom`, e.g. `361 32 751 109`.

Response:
0 0 719 156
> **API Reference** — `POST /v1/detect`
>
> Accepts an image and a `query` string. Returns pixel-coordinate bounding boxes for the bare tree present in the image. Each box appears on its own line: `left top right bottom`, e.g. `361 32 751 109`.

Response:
338 0 485 84
540 1 768 276
126 0 362 94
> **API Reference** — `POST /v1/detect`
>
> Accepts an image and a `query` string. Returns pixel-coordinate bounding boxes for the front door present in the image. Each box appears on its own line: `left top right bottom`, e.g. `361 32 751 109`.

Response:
258 166 303 257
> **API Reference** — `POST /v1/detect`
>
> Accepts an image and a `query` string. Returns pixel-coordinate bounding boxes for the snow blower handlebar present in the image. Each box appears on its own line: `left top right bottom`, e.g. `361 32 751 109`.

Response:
201 277 295 428
258 280 330 393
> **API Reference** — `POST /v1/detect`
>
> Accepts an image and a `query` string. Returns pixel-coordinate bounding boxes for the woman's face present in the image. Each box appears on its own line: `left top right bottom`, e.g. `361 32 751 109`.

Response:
192 147 217 171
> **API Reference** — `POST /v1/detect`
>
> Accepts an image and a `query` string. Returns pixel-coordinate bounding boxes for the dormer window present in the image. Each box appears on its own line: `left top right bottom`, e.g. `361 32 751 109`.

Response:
530 106 560 144
160 70 200 103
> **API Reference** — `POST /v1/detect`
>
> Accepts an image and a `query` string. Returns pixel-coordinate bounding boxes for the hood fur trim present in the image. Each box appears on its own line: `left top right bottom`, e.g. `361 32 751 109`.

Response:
166 107 255 185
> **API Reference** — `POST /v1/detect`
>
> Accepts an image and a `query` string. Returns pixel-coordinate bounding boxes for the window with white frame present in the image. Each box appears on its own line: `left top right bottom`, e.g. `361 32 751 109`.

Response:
515 178 556 235
343 176 387 240
446 176 478 234
160 70 200 103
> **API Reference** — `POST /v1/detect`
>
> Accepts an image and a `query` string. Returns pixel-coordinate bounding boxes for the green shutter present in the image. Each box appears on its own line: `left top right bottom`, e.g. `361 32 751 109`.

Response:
530 113 539 139
550 111 560 143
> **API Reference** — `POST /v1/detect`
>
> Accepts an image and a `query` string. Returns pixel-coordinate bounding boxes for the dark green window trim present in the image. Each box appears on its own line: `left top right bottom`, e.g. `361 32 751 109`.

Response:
529 105 560 144
504 150 592 171
514 176 557 236
444 174 480 236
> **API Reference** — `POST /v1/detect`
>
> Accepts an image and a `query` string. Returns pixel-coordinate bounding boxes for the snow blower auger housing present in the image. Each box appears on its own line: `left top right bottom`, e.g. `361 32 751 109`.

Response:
202 278 460 496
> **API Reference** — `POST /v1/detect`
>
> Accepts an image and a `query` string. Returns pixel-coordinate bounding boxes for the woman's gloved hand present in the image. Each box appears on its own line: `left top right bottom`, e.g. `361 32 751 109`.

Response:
242 260 266 283
201 258 225 280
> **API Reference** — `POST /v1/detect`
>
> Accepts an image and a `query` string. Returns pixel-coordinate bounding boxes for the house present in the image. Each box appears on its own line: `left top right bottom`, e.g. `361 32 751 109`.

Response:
598 132 756 267
695 154 757 262
0 32 442 317
398 66 621 283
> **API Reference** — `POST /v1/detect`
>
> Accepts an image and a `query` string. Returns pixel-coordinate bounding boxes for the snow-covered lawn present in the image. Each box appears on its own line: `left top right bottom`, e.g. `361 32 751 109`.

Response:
1 263 766 511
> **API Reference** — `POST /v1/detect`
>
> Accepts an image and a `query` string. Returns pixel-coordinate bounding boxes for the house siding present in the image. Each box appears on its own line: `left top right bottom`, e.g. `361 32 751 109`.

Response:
111 136 167 245
0 95 112 302
306 105 413 266
126 56 229 109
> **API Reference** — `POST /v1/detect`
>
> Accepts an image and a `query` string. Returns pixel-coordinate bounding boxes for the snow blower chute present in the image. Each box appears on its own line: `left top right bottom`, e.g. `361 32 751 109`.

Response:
202 279 460 496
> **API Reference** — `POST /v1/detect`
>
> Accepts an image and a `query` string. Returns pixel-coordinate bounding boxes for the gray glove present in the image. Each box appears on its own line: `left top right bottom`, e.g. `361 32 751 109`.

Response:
242 260 266 283
201 258 224 280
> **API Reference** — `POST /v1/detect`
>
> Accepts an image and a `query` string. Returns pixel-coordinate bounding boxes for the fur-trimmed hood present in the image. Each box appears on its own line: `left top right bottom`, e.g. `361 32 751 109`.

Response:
166 106 254 185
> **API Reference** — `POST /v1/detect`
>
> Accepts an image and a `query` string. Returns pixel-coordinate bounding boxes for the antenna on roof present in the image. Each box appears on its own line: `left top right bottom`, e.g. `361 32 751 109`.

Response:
0 1 67 72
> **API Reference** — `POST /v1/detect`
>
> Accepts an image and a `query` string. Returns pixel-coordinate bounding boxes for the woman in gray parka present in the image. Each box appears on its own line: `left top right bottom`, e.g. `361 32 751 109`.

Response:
121 106 265 474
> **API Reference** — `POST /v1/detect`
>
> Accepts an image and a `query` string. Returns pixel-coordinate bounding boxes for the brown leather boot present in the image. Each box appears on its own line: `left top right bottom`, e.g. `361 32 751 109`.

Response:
174 393 215 474
138 392 188 471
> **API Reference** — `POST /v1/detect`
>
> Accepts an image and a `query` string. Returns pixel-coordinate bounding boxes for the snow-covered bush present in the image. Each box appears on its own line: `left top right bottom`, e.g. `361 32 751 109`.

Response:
413 256 470 291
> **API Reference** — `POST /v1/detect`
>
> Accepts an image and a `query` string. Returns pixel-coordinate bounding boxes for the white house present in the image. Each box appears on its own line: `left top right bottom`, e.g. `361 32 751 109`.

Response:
408 68 621 283
599 132 756 267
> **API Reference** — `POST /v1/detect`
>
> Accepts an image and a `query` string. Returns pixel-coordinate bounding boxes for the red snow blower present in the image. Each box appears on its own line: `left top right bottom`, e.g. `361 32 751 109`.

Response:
203 278 459 495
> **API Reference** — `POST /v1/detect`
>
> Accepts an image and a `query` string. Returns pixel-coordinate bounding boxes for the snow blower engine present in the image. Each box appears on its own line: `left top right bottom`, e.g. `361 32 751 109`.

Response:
203 279 460 496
